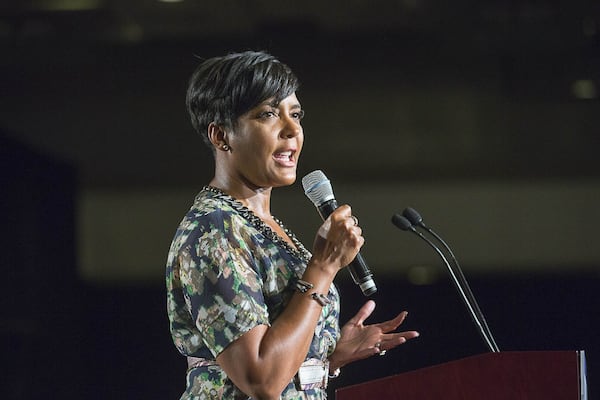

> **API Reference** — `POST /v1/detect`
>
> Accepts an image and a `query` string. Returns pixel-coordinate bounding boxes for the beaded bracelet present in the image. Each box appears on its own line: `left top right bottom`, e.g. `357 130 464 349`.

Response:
310 292 331 306
293 279 331 306
294 279 314 293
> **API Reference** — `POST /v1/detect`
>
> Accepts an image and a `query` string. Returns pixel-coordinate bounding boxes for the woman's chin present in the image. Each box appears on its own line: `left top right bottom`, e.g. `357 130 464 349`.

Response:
274 174 297 188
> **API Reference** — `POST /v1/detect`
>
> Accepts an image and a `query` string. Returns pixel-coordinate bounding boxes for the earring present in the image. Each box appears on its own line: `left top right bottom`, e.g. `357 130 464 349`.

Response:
221 144 230 151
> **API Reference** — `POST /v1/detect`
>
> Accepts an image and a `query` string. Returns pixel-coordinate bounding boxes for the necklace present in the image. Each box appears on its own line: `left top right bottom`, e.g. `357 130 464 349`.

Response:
202 185 311 262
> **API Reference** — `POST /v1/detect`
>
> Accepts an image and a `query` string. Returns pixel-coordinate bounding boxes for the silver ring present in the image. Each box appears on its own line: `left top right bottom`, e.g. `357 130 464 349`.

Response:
375 342 386 356
351 215 359 226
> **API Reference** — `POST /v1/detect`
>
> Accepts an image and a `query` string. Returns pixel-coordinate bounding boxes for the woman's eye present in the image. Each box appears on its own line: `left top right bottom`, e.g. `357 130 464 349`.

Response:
292 110 305 120
259 111 277 119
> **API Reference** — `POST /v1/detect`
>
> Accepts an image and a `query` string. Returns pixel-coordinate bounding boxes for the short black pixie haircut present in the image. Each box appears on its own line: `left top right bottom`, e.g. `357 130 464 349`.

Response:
186 51 300 152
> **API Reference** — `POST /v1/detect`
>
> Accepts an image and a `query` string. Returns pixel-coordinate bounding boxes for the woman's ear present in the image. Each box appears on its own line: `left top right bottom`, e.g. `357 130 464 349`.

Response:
207 122 231 152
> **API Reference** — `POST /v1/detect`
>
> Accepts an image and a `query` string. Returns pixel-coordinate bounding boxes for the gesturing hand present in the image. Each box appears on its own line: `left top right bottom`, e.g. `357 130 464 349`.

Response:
328 300 419 370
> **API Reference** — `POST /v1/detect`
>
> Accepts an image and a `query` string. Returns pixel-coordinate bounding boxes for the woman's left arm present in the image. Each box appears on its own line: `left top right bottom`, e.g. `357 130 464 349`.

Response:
327 300 419 372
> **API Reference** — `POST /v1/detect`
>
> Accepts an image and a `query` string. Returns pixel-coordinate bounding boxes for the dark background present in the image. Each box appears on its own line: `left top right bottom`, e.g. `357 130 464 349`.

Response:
1 1 599 399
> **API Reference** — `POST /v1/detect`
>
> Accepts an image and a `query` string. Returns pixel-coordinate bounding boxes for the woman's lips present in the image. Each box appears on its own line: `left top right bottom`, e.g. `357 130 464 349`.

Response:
273 150 296 166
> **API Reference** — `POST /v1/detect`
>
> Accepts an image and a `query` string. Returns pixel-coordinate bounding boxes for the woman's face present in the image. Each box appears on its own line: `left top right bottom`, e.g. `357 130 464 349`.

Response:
227 92 304 190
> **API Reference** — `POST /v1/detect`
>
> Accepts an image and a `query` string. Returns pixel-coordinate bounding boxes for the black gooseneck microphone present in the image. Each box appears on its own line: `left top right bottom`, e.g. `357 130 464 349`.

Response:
302 170 377 296
402 207 499 352
392 209 500 353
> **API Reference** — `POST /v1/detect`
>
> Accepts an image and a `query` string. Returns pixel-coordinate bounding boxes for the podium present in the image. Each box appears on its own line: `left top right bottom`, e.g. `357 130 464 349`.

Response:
336 351 588 400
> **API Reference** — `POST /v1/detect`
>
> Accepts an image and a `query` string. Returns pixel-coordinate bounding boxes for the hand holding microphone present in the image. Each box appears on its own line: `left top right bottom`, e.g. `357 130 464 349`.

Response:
312 204 364 273
303 170 377 296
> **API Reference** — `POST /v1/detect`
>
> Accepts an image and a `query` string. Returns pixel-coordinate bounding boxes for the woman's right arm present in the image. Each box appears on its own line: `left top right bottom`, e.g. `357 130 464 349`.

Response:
215 205 361 399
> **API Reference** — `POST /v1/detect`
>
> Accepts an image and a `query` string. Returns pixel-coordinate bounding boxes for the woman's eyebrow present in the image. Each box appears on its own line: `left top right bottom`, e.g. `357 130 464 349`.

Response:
264 98 302 109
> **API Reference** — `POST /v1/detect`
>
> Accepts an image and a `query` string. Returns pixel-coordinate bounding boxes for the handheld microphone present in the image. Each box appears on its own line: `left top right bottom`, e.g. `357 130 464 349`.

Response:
302 170 377 297
392 210 500 352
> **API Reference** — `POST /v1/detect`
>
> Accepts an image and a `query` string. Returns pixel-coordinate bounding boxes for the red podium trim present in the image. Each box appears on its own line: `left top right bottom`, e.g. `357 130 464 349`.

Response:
336 351 585 400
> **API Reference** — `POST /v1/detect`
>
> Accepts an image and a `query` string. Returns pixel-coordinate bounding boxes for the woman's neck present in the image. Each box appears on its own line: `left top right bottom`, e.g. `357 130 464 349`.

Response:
207 179 298 250
209 178 272 219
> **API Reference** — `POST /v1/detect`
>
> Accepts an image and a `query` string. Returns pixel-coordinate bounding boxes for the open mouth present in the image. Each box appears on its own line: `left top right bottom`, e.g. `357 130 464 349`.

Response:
273 150 295 164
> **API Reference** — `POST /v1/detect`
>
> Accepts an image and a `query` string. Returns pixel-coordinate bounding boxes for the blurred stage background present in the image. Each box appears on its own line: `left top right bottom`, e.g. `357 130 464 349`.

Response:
1 1 599 399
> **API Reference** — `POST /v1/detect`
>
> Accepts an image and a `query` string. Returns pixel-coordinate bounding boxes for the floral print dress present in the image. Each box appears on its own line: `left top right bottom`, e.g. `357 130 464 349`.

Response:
166 187 340 399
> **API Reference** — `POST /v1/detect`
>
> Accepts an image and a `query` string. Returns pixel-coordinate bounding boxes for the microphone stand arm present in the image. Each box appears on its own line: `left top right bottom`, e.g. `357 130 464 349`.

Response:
410 226 500 353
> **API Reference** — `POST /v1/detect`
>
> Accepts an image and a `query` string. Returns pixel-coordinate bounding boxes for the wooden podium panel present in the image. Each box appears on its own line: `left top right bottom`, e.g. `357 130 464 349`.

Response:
336 351 585 400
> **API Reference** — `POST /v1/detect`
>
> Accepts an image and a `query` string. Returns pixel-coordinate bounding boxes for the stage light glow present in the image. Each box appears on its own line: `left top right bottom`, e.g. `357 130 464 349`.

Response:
33 0 103 11
571 80 598 100
407 265 439 285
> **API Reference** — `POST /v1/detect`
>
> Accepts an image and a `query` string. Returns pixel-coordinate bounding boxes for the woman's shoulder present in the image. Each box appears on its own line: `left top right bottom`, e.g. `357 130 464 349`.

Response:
192 188 243 216
179 190 237 232
168 191 238 257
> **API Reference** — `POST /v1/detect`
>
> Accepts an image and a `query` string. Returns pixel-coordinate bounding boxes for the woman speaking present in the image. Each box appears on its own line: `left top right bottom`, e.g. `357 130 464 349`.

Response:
166 50 419 399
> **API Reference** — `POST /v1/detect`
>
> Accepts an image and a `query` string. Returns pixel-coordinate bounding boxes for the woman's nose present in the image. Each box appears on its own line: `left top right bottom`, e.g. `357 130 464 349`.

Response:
280 116 301 138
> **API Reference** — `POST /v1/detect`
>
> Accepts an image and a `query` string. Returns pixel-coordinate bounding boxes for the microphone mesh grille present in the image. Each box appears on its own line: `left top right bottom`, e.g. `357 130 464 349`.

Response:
302 170 335 206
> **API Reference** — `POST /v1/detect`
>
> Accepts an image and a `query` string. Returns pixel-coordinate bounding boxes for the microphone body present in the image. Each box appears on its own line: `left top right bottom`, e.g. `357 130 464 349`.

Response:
302 171 377 297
